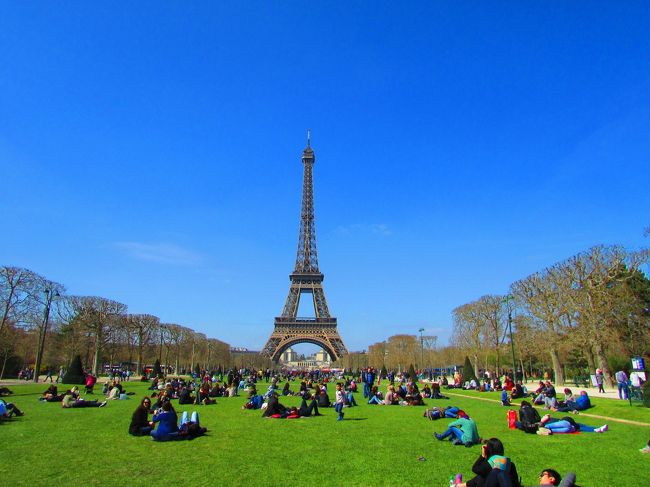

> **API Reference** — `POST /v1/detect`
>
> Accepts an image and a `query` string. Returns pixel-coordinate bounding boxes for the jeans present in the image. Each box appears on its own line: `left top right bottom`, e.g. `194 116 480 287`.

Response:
617 382 629 400
544 396 557 409
362 383 370 398
436 426 464 442
179 411 199 426
545 418 597 433
368 395 382 404
346 392 357 406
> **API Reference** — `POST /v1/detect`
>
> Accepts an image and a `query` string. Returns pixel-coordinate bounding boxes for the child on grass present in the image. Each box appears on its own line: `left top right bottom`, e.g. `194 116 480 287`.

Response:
335 383 345 421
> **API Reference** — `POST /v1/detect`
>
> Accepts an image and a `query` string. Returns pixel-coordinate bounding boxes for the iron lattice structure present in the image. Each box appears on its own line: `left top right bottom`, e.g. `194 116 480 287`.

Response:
261 135 348 362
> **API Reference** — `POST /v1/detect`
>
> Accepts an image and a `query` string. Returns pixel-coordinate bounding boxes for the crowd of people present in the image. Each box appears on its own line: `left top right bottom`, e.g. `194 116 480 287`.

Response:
1 363 647 484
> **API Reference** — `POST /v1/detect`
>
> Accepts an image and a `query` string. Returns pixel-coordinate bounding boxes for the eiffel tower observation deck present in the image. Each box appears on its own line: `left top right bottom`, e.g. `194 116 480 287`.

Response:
261 132 348 362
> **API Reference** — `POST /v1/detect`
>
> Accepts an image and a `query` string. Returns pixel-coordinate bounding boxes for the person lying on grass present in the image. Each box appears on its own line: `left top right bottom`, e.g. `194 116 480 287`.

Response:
434 414 480 447
0 398 24 418
129 397 154 436
536 414 607 435
40 384 64 402
61 387 107 408
552 390 591 413
299 392 322 417
454 437 522 487
538 468 578 486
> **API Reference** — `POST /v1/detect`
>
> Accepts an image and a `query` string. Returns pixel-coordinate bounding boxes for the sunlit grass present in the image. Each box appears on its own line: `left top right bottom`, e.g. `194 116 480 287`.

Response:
1 380 648 486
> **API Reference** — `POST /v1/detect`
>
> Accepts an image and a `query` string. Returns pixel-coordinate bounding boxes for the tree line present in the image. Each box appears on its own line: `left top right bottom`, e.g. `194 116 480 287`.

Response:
0 266 232 380
451 245 650 388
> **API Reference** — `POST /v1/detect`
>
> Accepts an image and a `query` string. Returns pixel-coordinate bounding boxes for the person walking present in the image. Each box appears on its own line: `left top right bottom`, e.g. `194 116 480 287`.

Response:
615 369 629 400
335 383 345 421
595 368 605 393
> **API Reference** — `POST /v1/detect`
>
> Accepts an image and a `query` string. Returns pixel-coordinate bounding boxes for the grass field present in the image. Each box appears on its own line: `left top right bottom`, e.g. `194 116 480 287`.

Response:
1 380 648 486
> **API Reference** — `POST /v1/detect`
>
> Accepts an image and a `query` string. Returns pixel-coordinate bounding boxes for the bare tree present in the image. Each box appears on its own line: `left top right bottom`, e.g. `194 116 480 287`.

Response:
0 267 43 335
126 314 160 375
452 302 485 377
69 296 127 375
511 267 568 385
476 295 507 375
559 246 649 388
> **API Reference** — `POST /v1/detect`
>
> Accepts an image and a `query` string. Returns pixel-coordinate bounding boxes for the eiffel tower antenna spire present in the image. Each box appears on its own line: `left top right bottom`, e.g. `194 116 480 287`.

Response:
307 128 311 148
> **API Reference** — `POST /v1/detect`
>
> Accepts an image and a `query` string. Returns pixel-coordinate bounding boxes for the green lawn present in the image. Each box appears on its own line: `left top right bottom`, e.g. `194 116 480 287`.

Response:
1 380 648 486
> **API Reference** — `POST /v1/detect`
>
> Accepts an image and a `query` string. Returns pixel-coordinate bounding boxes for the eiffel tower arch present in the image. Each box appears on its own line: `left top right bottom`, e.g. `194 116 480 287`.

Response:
261 133 348 363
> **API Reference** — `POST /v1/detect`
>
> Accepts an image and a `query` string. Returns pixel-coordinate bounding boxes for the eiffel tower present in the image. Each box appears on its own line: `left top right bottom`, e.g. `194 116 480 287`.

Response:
261 133 348 362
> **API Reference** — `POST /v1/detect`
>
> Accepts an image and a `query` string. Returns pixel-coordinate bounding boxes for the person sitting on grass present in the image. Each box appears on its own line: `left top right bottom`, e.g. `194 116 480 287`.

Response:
178 385 195 405
368 385 384 405
150 400 178 441
542 381 558 410
316 386 331 408
511 381 525 399
343 386 358 407
0 398 24 418
536 414 608 435
196 381 216 405
517 400 542 433
501 389 511 406
62 387 107 408
404 383 424 406
262 391 288 418
281 382 292 396
532 381 546 404
129 397 154 436
384 385 399 405
455 437 522 487
434 414 480 447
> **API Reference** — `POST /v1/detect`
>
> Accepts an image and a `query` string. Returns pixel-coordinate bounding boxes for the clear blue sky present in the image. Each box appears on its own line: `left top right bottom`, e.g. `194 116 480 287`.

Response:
2 2 649 352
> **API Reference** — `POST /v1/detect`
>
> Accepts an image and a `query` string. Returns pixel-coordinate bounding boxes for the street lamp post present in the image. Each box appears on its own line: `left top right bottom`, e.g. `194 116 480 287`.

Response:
503 295 517 380
34 289 59 383
419 328 425 370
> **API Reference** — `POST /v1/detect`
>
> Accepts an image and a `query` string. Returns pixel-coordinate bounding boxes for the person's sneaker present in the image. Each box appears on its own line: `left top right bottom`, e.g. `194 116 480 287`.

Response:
98 401 107 408
434 433 443 441
536 427 551 435
451 438 463 446
595 424 608 433
639 446 650 454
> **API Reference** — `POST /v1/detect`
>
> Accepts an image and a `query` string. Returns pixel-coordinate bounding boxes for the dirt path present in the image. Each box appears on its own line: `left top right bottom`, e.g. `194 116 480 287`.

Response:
444 391 650 427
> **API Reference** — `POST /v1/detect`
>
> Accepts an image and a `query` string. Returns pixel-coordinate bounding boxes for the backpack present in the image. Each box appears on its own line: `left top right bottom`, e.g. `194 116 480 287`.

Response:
518 405 541 433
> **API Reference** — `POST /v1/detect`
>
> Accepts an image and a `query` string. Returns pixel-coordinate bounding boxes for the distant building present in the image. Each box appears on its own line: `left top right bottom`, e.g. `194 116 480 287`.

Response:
280 347 331 369
281 347 299 363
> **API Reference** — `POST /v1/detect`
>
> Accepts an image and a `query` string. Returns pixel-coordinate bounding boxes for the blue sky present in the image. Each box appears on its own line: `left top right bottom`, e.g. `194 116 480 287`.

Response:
2 2 649 352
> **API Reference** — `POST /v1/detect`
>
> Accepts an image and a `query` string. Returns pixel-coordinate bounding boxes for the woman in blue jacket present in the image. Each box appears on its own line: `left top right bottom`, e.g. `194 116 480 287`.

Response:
150 400 178 441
